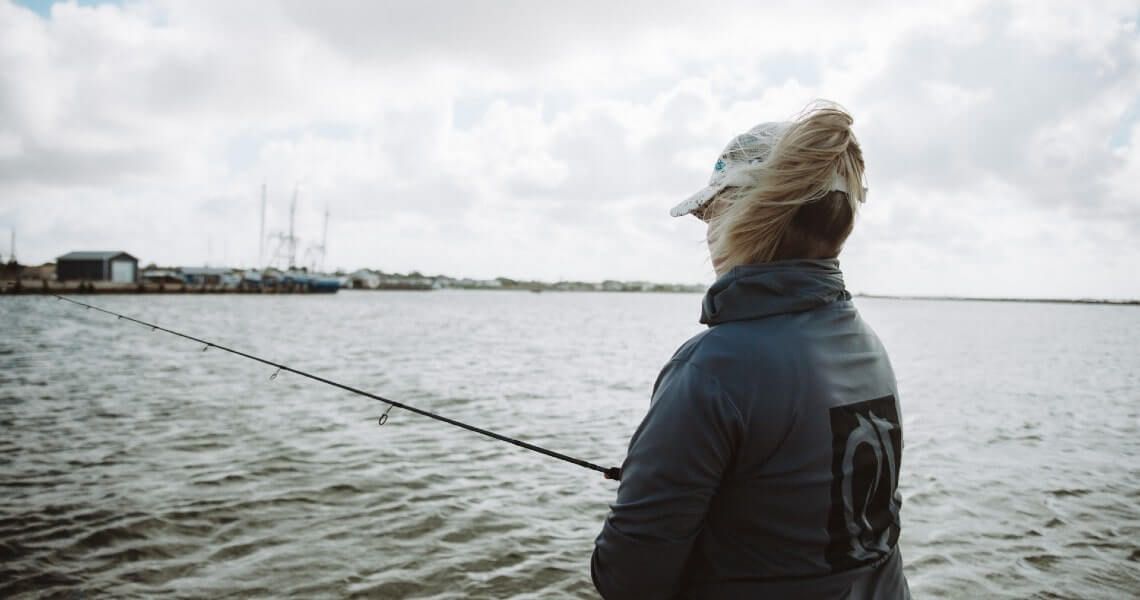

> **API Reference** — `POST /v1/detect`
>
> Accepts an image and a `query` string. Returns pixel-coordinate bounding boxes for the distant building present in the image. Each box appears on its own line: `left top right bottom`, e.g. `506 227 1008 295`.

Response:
56 251 138 282
140 268 183 284
0 260 19 281
29 262 56 281
179 267 236 287
1 261 55 281
237 269 264 290
349 269 380 289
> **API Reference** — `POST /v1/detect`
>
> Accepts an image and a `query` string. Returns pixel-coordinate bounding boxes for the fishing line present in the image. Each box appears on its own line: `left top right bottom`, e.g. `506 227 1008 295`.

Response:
53 294 622 481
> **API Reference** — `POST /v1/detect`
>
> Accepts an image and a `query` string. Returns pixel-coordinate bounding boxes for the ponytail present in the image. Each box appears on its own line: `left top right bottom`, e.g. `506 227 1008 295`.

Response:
708 101 866 271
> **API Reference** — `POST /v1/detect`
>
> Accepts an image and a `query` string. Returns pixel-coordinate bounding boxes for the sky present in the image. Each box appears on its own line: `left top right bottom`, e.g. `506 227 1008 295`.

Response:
1 0 1138 299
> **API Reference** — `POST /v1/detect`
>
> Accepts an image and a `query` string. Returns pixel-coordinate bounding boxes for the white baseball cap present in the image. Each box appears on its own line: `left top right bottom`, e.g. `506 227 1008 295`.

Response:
669 121 864 218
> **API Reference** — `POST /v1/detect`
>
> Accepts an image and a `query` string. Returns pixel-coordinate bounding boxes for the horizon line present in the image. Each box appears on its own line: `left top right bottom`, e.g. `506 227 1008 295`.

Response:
6 257 1139 304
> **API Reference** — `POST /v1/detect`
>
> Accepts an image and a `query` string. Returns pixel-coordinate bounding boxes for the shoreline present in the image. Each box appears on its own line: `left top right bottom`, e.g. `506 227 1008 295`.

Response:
1 280 328 295
855 293 1140 307
3 280 1137 305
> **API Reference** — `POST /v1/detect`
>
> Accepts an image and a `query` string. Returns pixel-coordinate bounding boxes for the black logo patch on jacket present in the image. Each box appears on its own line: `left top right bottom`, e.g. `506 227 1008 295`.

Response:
825 394 902 572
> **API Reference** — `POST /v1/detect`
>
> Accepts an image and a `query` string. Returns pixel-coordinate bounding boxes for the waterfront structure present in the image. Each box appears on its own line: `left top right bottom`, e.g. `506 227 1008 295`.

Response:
349 269 380 289
239 269 263 291
279 270 341 293
56 251 138 282
179 267 238 287
28 263 57 280
140 269 183 284
0 260 20 280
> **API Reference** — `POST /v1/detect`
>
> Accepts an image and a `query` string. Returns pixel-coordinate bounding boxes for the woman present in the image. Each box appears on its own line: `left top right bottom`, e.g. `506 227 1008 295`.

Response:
592 102 910 599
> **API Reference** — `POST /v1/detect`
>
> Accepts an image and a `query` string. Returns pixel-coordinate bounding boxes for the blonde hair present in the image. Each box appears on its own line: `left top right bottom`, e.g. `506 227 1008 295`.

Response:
708 101 865 272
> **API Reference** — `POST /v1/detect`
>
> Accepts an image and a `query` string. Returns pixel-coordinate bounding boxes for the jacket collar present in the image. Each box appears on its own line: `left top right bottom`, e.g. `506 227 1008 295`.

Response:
700 258 850 325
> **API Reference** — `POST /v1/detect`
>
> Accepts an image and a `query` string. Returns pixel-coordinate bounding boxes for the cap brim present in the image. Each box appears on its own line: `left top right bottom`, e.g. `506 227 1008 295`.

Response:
669 185 723 218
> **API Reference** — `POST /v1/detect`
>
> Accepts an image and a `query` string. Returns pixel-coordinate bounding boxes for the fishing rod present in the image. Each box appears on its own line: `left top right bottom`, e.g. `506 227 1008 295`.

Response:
52 294 623 481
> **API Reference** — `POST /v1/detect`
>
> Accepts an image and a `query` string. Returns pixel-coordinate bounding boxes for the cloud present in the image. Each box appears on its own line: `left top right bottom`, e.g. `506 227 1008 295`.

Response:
856 1 1139 214
0 0 1138 298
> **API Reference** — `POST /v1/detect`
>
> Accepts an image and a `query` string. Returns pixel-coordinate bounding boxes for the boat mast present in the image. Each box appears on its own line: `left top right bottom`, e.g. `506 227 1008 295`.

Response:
258 182 266 268
288 185 297 270
320 205 329 273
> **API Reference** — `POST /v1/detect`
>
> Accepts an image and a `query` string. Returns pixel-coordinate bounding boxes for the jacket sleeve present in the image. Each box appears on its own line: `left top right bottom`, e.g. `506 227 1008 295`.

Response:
591 360 743 599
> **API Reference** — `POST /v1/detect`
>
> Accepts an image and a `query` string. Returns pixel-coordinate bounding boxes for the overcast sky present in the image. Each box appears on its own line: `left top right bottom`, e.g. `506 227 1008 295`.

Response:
1 0 1138 298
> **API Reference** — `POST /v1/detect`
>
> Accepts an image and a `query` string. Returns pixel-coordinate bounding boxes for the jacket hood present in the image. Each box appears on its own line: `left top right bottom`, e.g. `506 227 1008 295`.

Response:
700 259 850 325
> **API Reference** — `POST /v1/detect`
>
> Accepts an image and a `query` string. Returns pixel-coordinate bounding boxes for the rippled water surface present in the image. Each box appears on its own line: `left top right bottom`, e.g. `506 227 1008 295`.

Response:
2 291 1138 598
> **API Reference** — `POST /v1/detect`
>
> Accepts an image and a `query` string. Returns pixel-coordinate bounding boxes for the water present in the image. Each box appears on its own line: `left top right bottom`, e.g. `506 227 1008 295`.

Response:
1 291 1137 598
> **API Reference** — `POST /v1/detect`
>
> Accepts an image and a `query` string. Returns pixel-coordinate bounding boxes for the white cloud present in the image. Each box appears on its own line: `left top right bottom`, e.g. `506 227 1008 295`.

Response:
0 0 1138 298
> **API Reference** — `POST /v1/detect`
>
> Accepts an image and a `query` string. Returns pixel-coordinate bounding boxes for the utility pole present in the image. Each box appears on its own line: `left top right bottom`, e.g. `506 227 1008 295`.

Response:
10 229 15 264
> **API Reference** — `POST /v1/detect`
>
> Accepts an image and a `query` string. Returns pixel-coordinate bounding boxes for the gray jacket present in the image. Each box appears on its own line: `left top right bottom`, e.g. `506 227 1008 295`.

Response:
592 259 910 599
